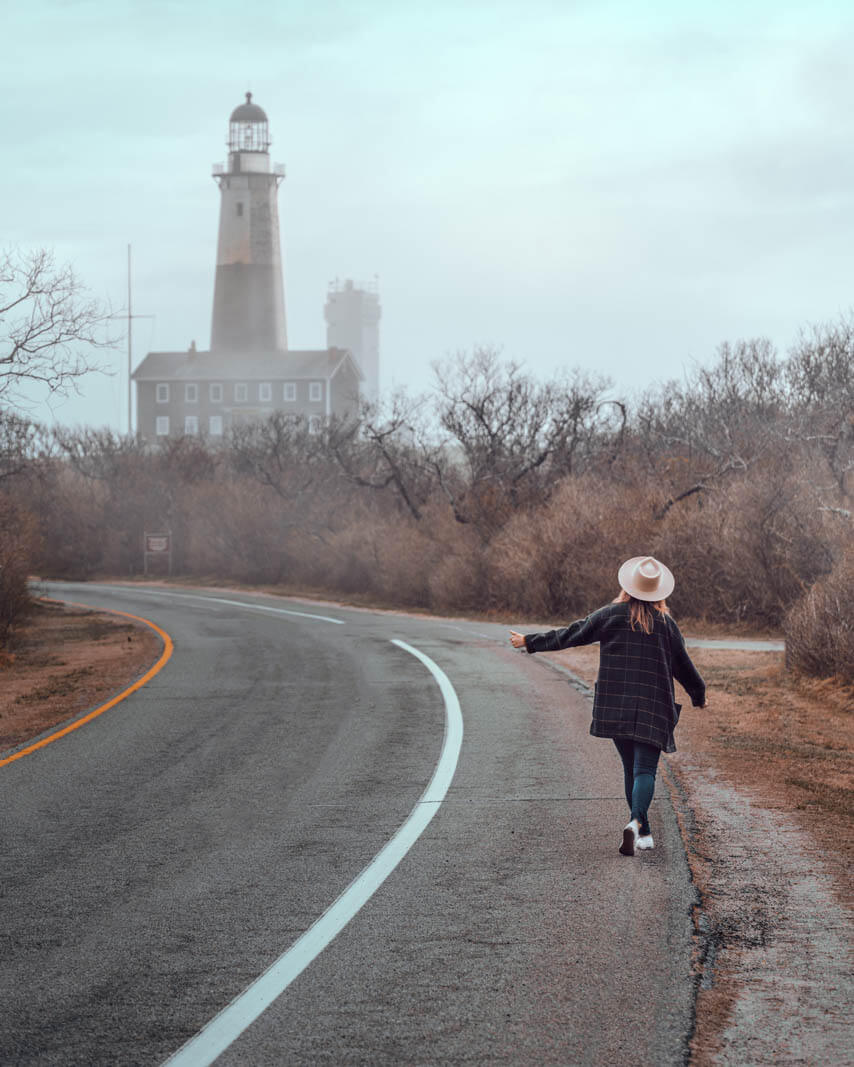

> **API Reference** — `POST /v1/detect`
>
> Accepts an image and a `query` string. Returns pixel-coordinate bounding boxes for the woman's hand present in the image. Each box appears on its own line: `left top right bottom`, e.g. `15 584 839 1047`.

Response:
509 630 526 650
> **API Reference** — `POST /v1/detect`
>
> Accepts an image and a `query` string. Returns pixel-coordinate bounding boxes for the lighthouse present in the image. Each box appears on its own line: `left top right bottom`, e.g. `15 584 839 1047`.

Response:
133 93 365 443
210 92 287 352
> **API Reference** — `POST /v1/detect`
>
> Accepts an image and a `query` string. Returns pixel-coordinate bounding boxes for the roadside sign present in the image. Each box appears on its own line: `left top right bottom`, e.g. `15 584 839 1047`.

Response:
144 530 172 575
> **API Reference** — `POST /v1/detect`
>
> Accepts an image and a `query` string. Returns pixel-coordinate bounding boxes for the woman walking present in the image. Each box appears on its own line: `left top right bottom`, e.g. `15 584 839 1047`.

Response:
509 556 706 856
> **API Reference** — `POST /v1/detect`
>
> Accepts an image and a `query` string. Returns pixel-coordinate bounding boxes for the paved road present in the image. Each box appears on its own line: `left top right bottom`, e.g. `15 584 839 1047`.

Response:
3 583 696 1065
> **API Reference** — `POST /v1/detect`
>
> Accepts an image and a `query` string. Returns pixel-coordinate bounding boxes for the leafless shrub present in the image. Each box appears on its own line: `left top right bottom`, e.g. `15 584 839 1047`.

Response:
785 551 854 682
785 315 854 499
0 494 37 645
486 477 656 619
427 527 491 614
186 481 297 585
48 477 107 579
324 509 440 607
0 410 52 482
653 459 834 625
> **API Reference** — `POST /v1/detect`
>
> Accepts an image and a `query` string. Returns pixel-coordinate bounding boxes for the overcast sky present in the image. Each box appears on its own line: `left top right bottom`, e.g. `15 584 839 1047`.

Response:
4 0 853 430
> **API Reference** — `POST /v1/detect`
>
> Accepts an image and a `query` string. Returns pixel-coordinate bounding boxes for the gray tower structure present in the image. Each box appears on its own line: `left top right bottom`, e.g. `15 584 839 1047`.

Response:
211 93 287 352
324 278 381 403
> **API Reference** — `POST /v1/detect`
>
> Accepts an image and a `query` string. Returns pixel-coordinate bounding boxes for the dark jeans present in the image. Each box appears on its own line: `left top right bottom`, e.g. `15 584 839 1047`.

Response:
613 738 661 836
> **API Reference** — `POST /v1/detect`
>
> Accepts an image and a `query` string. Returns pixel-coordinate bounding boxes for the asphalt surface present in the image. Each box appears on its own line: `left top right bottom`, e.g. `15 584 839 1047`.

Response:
2 583 697 1066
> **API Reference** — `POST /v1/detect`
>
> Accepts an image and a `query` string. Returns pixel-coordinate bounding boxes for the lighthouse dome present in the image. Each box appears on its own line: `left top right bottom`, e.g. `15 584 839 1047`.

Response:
230 92 268 124
228 92 270 152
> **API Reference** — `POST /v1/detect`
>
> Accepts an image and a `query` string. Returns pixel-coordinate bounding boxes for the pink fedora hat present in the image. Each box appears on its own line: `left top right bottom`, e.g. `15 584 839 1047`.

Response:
618 556 675 601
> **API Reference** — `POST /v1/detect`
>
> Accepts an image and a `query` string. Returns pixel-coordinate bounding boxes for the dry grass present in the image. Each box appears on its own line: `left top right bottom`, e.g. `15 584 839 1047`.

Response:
0 599 162 753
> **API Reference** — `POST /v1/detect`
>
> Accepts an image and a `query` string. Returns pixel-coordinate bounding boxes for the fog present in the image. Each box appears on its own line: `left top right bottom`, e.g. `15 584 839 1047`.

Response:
4 0 854 428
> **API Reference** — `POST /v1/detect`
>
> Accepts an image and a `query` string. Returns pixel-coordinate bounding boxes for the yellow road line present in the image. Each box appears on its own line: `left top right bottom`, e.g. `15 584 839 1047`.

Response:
0 600 174 769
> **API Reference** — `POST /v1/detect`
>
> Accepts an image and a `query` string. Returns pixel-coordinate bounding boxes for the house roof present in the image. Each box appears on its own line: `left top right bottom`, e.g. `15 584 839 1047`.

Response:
132 347 364 383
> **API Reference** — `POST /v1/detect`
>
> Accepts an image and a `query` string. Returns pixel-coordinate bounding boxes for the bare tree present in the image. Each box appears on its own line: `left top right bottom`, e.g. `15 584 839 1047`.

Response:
431 347 613 534
785 316 854 502
330 392 437 522
54 426 146 483
227 412 345 542
636 338 788 518
0 247 114 407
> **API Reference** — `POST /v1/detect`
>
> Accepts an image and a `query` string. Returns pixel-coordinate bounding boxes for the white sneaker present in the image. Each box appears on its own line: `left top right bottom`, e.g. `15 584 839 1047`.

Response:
636 833 655 850
619 819 640 856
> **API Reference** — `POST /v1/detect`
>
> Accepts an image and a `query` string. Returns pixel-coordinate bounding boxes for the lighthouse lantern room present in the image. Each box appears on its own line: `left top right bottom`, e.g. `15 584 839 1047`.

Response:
210 92 288 352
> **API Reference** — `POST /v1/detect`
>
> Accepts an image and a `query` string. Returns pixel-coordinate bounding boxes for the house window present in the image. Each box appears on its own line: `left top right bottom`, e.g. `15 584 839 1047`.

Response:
156 383 169 403
235 383 248 402
259 382 272 403
308 414 322 435
155 416 169 436
184 415 199 435
185 383 198 403
210 383 223 403
309 381 323 403
236 202 244 216
209 415 223 436
283 382 296 402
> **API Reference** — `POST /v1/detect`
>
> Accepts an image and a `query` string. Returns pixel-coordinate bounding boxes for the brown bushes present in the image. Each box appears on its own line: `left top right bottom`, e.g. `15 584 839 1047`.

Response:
186 481 295 585
652 460 834 626
485 478 656 618
428 527 492 614
784 551 854 683
3 334 850 679
333 512 440 607
0 495 37 646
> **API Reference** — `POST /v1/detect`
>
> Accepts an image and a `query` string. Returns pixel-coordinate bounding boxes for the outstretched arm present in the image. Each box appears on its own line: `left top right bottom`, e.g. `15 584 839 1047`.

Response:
509 611 603 654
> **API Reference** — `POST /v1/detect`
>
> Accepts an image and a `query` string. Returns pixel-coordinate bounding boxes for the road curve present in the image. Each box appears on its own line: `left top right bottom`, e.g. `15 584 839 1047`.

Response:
2 583 696 1066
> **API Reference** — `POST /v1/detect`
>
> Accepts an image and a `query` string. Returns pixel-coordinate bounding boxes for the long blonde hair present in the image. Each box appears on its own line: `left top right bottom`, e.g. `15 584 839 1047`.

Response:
613 589 670 634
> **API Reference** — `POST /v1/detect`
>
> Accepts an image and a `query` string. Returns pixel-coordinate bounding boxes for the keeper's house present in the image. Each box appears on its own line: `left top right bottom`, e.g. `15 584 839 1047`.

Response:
133 346 361 440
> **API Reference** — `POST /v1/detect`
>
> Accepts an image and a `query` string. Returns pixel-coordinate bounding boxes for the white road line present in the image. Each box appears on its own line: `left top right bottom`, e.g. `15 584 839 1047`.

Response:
203 596 345 626
162 638 463 1067
99 587 346 625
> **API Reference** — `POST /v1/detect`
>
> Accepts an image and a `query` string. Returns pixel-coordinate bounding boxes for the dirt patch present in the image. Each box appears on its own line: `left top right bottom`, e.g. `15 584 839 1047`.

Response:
547 640 854 1064
0 599 163 754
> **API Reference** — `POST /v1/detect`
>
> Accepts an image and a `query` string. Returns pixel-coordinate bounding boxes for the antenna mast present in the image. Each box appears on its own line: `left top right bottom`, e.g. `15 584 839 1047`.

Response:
127 244 132 435
122 244 154 436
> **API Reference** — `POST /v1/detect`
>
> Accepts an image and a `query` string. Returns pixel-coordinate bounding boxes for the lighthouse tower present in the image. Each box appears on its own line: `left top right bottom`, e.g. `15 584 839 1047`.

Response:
210 93 287 352
325 279 381 403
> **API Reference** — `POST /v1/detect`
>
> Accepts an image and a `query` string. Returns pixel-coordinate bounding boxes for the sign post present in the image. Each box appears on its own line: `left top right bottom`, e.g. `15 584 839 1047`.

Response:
144 531 172 576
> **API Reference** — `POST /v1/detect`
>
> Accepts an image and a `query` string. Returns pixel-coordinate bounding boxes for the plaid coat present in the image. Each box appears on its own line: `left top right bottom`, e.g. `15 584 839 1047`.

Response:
524 601 705 752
